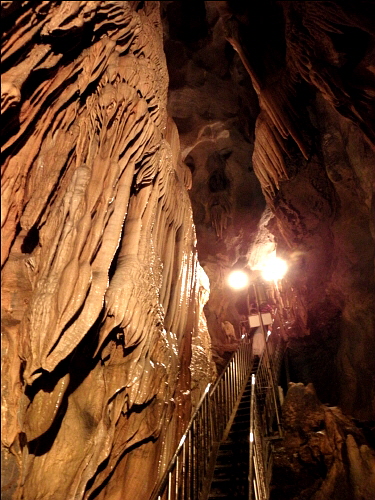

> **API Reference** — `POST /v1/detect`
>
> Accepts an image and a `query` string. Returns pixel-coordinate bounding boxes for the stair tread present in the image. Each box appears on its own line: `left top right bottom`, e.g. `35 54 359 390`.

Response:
209 497 247 500
209 495 246 499
208 367 279 500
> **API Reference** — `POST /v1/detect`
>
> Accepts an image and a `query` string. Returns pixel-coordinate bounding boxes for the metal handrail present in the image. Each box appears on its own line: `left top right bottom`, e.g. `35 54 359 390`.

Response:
150 338 253 500
150 310 286 500
149 383 211 500
249 326 285 500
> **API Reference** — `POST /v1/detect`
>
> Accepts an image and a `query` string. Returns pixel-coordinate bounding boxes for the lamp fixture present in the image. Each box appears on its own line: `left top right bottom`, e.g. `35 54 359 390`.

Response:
227 270 249 290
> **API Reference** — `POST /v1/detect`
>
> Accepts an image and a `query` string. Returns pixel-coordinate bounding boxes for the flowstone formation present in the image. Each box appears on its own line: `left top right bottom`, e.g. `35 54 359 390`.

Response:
162 0 266 360
2 1 375 499
1 2 214 499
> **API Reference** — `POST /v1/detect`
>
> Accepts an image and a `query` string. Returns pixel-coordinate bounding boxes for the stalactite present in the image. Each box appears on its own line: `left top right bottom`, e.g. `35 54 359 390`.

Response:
217 0 374 207
217 4 308 203
252 111 290 202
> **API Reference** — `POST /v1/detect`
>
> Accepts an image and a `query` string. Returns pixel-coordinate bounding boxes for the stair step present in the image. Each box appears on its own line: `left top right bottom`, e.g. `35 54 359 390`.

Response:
209 483 248 497
217 447 247 456
218 441 235 450
212 467 248 478
209 496 247 500
236 408 250 414
211 477 232 485
213 462 234 471
229 428 248 433
238 402 250 409
207 369 278 500
213 463 234 477
237 404 250 410
209 494 245 499
217 448 247 460
232 418 249 426
235 418 250 425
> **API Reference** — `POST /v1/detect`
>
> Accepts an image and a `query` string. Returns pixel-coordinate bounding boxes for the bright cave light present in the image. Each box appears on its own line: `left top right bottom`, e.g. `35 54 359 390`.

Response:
261 256 288 282
228 270 249 290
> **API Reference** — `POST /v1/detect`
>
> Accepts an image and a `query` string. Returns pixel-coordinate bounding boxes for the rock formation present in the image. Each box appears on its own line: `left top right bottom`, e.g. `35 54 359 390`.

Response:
1 1 375 499
271 383 375 500
1 3 214 499
164 0 375 419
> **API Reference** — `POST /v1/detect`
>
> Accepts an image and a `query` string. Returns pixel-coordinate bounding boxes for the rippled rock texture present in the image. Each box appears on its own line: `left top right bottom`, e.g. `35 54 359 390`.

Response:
1 2 214 499
2 2 375 499
162 0 266 360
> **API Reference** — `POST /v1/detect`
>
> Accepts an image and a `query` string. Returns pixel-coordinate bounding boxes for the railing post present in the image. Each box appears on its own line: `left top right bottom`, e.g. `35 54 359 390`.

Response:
253 283 283 437
248 373 256 500
168 471 172 500
175 455 179 500
188 429 192 498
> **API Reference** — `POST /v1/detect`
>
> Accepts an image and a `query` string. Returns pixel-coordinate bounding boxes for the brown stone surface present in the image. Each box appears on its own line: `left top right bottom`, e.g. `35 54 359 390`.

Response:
1 1 375 499
271 383 375 500
1 2 214 499
164 0 375 418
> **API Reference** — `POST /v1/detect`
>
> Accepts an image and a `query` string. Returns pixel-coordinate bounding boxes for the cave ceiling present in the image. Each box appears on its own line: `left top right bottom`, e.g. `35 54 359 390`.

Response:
1 2 375 500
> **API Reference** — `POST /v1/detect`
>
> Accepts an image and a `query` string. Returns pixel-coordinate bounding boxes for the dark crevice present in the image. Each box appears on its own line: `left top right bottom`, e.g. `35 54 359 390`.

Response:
21 225 39 254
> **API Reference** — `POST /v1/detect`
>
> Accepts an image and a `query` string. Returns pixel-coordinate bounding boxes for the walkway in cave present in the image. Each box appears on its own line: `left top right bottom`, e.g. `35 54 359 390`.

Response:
205 351 282 500
151 320 285 500
207 372 253 499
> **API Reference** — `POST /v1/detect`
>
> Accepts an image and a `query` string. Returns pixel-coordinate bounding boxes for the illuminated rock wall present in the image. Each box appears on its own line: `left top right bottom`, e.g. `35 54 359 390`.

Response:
164 2 374 420
1 2 214 499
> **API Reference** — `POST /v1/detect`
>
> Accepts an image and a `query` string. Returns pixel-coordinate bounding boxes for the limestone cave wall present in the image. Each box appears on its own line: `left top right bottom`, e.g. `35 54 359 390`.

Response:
163 1 375 420
1 2 214 499
215 0 375 420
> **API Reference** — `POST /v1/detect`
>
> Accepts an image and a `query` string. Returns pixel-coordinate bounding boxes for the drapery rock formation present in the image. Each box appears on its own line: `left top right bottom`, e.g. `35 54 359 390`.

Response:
1 2 215 499
162 0 266 359
216 0 375 420
2 1 375 500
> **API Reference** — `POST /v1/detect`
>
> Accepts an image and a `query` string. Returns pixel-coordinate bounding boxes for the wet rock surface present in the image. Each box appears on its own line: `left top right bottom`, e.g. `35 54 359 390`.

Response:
164 0 375 419
1 3 215 499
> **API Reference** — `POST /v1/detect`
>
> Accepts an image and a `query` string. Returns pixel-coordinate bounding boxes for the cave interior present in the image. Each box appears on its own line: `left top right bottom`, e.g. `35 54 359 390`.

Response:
1 1 375 500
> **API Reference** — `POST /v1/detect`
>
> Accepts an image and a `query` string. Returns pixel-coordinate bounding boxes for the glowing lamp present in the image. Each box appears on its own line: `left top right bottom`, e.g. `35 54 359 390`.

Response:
227 270 249 290
261 257 288 282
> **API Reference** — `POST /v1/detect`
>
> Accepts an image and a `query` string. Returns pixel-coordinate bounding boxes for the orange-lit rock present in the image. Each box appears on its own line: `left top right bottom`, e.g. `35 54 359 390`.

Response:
1 3 214 499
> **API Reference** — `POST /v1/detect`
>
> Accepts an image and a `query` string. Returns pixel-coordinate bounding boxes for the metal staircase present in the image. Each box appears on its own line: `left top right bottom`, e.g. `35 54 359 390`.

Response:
207 375 253 499
150 308 285 500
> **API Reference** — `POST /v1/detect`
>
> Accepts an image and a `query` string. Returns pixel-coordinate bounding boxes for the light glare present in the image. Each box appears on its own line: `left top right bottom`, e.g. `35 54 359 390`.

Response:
261 256 288 281
228 270 249 290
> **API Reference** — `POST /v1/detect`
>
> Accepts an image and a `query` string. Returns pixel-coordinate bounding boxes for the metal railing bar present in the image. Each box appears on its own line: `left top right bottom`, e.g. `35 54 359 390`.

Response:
248 373 256 500
152 333 281 500
150 384 211 500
